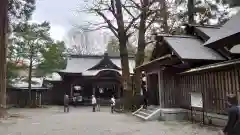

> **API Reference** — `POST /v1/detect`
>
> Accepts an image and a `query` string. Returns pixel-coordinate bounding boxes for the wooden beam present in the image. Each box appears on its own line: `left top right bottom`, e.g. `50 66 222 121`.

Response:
136 54 172 69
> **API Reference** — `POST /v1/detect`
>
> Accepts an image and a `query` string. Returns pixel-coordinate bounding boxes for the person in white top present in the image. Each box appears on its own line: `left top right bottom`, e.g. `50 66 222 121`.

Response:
110 96 116 113
92 95 97 112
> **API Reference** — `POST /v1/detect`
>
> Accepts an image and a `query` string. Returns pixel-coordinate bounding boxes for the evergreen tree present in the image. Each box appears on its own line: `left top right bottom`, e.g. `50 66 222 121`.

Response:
13 22 52 104
36 41 67 76
222 0 240 7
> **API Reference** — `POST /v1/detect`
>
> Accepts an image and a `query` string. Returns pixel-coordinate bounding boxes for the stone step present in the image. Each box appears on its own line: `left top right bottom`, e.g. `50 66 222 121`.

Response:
147 108 159 112
136 111 150 117
141 108 154 114
133 106 161 121
134 113 147 120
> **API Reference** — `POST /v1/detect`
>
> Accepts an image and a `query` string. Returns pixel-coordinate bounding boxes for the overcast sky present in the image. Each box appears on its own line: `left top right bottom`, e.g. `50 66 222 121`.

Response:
31 0 94 41
31 0 240 46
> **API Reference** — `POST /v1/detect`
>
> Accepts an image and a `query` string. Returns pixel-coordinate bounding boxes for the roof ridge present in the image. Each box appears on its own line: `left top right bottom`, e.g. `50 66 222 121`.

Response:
157 34 198 39
193 25 221 29
70 54 135 58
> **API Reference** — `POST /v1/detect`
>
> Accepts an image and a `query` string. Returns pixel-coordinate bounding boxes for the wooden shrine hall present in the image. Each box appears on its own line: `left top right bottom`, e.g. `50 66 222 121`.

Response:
133 11 240 124
48 53 135 105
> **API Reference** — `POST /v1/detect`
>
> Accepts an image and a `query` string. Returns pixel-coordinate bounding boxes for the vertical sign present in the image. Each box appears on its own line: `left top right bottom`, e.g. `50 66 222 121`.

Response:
190 92 203 108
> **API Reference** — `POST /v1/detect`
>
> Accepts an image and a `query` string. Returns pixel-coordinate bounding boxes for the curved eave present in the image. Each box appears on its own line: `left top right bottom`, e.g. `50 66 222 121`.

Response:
136 54 180 71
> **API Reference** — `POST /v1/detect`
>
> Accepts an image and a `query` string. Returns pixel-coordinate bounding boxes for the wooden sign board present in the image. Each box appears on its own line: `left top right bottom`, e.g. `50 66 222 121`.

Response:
190 92 203 108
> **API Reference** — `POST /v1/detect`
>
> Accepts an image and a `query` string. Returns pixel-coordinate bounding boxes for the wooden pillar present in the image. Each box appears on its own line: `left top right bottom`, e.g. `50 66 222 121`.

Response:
39 93 42 107
117 85 121 98
93 87 95 96
35 92 38 106
158 71 163 108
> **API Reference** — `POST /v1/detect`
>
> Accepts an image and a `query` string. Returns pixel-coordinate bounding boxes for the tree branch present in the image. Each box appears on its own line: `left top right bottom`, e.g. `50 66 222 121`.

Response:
128 0 141 9
145 13 157 30
81 25 111 32
125 13 142 32
94 9 119 38
122 4 135 18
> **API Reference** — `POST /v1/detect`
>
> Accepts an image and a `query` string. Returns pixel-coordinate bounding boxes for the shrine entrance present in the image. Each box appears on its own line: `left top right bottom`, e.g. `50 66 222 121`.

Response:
147 73 160 105
92 69 122 99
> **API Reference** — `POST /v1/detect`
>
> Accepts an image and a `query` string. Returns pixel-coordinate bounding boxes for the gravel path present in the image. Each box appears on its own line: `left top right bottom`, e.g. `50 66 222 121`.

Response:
0 106 220 135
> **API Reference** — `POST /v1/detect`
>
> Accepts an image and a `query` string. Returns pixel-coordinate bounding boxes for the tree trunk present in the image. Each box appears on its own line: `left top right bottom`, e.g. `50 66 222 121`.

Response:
28 56 33 106
161 0 169 33
135 12 147 96
0 0 8 117
188 0 194 24
115 0 133 110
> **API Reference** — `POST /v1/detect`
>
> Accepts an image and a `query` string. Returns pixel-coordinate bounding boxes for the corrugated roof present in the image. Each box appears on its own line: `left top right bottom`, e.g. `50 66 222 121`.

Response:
164 36 225 60
204 11 240 46
60 56 135 74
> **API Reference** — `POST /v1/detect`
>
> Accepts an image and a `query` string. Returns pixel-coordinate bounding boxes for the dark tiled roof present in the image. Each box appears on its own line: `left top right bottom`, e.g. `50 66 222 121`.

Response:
164 36 225 60
204 11 240 47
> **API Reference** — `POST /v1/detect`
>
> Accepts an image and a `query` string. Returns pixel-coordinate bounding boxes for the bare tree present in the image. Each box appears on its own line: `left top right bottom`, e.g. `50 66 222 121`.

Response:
188 0 195 24
82 0 145 109
66 28 107 55
0 0 8 116
123 0 159 95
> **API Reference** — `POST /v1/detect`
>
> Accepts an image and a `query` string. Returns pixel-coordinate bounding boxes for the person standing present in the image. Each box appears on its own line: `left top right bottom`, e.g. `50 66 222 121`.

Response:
72 96 77 107
219 94 240 135
141 82 148 109
64 94 69 113
110 96 116 113
92 95 97 112
96 97 101 112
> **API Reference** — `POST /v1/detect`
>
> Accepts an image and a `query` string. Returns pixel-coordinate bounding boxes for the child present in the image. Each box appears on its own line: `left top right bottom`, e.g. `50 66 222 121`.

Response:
110 96 116 113
92 95 97 112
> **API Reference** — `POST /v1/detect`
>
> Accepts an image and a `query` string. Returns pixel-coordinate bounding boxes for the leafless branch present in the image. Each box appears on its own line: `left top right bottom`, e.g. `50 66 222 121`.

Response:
145 13 157 30
146 40 154 45
81 25 111 32
125 13 142 32
94 9 119 38
128 0 141 9
122 4 135 18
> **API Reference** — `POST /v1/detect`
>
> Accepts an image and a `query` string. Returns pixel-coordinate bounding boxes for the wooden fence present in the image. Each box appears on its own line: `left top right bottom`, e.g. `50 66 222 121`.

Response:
177 68 240 115
161 71 179 108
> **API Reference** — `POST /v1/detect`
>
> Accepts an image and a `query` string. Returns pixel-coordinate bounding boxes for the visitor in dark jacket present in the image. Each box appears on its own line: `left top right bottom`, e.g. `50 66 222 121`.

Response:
220 94 240 135
96 97 101 112
141 83 147 109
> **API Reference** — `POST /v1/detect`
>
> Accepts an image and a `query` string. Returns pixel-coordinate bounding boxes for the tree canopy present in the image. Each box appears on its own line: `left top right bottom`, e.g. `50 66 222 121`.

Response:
36 41 67 76
106 36 136 56
222 0 240 7
8 0 36 23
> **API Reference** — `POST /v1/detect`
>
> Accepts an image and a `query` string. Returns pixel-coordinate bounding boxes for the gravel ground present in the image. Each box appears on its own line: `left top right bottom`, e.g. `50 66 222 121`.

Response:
0 106 221 135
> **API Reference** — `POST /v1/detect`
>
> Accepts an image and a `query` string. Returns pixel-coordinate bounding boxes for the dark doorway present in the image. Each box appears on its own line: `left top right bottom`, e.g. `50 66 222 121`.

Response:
147 73 159 105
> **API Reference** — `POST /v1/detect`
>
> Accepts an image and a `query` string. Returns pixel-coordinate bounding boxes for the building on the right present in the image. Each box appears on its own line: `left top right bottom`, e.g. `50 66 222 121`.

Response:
134 11 240 125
